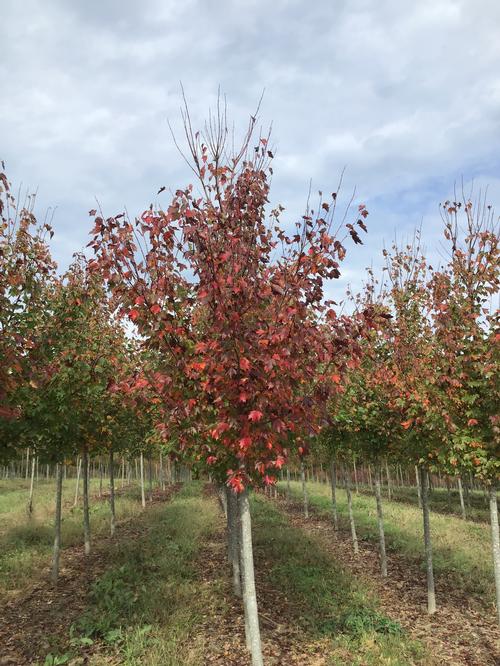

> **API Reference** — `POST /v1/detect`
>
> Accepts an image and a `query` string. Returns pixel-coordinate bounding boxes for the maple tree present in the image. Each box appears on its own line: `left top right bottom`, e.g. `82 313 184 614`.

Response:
89 103 369 664
0 168 56 456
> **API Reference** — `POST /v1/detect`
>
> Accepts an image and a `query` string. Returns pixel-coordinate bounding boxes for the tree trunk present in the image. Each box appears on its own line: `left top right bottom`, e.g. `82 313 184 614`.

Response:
345 467 359 554
286 467 291 500
374 463 387 576
367 464 373 491
82 447 91 555
420 466 436 614
159 451 165 491
415 465 422 508
121 457 125 489
385 459 392 500
109 448 116 536
239 489 263 666
330 458 338 531
98 460 103 499
140 452 146 508
148 456 153 502
27 455 36 515
488 485 500 626
51 463 64 584
457 476 467 520
73 457 82 507
227 488 242 597
353 457 359 493
300 461 309 519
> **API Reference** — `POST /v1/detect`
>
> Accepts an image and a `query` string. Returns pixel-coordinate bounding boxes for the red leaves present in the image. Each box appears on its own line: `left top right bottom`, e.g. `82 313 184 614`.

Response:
239 436 252 450
401 419 413 430
239 357 251 372
467 418 478 426
248 410 263 422
129 309 139 321
150 303 161 314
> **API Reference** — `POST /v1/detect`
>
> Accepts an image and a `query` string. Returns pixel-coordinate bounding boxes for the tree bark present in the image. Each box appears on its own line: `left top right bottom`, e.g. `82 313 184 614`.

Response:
374 463 387 576
385 459 392 500
148 456 153 502
82 446 91 555
489 484 500 626
415 465 422 508
420 466 436 614
109 448 116 536
239 489 263 666
300 461 309 519
227 488 242 597
345 466 359 554
457 476 467 520
286 467 291 500
51 463 64 584
367 464 373 491
140 452 146 508
159 451 165 491
73 456 82 507
98 460 103 498
330 458 338 531
353 457 359 493
27 455 36 515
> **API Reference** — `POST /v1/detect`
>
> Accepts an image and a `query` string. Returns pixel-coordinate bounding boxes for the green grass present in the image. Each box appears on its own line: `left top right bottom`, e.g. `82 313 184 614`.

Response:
70 482 221 666
357 483 490 523
281 480 495 603
0 477 143 597
251 494 427 665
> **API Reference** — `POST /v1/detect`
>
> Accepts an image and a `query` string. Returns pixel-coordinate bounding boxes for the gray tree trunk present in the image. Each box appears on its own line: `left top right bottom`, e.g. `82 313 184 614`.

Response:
82 447 91 555
488 484 500 626
159 451 165 491
286 467 291 500
227 488 242 597
345 467 359 554
148 456 153 502
140 452 146 508
367 464 373 491
27 455 36 515
385 459 392 500
109 448 116 536
300 461 309 519
73 456 82 507
419 466 436 614
98 460 103 498
374 463 387 576
457 476 467 520
353 457 359 493
330 458 338 531
239 489 263 666
51 463 64 584
415 465 422 508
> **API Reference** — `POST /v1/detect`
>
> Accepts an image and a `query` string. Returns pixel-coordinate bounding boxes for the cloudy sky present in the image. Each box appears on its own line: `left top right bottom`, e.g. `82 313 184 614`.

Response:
2 0 499 298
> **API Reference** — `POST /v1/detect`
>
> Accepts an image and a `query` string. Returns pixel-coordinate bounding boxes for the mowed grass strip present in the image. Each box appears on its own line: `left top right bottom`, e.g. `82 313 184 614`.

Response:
251 493 427 666
68 482 222 666
281 480 495 603
0 477 144 598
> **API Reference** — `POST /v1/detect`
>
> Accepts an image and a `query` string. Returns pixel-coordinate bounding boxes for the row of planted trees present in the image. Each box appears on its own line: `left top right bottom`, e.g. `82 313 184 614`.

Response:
307 202 499 625
1 102 498 665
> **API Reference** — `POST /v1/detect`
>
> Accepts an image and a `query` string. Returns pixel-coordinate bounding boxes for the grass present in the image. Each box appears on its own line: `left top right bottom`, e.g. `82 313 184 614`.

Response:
69 482 221 666
251 493 427 665
357 483 490 523
0 476 143 598
281 480 495 603
38 482 427 665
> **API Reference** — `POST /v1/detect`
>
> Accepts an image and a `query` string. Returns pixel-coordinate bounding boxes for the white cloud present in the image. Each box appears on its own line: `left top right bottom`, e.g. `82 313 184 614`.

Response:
1 0 499 294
